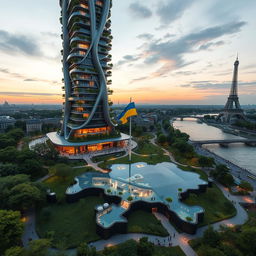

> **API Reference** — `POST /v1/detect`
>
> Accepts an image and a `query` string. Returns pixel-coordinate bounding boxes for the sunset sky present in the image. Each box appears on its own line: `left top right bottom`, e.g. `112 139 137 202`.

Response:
0 0 255 105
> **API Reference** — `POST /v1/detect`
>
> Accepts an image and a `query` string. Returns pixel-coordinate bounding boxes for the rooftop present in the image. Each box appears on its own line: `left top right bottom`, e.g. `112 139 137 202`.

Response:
66 162 207 228
47 131 130 147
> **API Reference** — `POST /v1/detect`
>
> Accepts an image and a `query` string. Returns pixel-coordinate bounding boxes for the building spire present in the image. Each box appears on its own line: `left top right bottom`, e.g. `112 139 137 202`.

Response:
236 53 239 61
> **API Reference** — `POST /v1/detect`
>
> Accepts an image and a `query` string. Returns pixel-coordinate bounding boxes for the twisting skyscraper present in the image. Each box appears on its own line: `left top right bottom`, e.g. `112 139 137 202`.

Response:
48 0 129 155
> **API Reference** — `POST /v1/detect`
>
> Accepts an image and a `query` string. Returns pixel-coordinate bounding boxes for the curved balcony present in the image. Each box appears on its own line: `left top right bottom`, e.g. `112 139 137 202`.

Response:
69 3 89 15
70 35 90 45
68 11 90 27
69 116 88 122
67 0 89 12
66 51 86 62
69 67 97 77
70 27 91 39
72 90 99 95
68 96 96 102
68 20 91 33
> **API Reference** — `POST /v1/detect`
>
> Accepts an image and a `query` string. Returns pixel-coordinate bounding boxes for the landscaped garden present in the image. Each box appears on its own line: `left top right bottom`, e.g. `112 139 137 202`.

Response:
98 152 170 169
96 238 186 256
189 210 256 256
127 210 169 237
184 184 236 226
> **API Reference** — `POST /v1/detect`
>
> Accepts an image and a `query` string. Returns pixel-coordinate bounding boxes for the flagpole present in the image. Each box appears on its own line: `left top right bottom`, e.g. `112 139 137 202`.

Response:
129 97 132 187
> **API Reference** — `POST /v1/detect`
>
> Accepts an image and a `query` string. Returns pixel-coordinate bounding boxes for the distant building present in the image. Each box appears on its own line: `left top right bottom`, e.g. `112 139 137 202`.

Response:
26 119 42 133
134 112 158 130
42 118 61 126
0 116 16 132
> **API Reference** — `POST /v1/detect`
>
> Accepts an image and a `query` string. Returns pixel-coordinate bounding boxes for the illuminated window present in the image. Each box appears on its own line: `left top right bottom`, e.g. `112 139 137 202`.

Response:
80 4 88 9
96 1 103 7
78 43 89 49
89 81 94 87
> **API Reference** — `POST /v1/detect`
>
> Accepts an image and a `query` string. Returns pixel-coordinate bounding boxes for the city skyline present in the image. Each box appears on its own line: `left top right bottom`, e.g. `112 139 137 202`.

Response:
0 0 255 105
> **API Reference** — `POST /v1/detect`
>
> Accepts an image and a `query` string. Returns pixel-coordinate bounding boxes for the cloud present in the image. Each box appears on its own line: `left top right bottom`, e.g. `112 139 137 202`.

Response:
180 80 256 91
130 76 149 84
199 40 225 50
0 30 42 56
0 91 61 96
115 54 141 67
41 31 59 38
137 33 154 40
156 0 195 26
130 20 246 83
0 67 60 85
129 3 152 19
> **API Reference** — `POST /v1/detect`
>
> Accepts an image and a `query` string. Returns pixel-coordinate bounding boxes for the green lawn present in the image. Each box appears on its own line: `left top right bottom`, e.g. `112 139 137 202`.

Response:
165 145 200 167
135 142 164 155
98 153 170 169
184 184 237 226
91 152 125 163
36 196 104 248
127 210 169 237
44 166 96 201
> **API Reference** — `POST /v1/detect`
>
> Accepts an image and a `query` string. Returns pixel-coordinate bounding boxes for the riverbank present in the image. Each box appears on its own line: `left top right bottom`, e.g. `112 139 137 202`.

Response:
194 144 256 190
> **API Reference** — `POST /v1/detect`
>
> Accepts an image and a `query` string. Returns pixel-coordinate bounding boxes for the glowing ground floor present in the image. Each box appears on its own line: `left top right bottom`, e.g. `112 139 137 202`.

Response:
47 132 130 155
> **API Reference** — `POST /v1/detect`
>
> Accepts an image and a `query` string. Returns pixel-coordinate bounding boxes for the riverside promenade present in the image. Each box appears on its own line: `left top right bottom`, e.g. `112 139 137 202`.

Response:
194 144 256 190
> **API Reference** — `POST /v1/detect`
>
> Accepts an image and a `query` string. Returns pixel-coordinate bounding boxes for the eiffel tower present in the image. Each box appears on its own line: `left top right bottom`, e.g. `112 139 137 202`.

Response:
218 56 245 123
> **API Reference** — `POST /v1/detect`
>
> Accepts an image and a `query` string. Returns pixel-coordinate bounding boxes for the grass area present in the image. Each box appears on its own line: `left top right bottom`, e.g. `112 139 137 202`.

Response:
98 153 170 169
127 210 169 237
167 146 200 167
44 166 96 201
135 142 164 155
91 152 126 163
67 160 87 166
184 183 237 226
36 196 104 248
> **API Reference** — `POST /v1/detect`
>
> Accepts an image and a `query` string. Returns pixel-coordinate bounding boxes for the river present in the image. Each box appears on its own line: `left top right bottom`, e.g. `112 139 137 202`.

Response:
173 118 256 175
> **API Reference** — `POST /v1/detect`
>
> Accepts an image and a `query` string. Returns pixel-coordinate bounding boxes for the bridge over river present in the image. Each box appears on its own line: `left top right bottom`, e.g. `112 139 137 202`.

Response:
191 139 256 146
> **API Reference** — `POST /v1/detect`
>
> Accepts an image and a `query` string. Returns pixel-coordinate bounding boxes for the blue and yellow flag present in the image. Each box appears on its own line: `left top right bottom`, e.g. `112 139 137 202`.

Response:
117 102 138 124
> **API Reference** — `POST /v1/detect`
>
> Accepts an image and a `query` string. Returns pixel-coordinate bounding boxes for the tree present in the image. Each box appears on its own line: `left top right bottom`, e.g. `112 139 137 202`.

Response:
137 237 154 256
198 156 215 167
239 181 253 192
4 246 25 256
19 159 43 178
7 128 24 142
0 210 24 254
116 239 137 256
51 164 72 180
202 226 220 247
0 146 19 162
77 243 97 256
197 245 227 256
0 163 20 177
27 239 51 256
157 134 167 144
0 136 16 149
33 142 59 160
237 228 256 256
7 183 44 211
